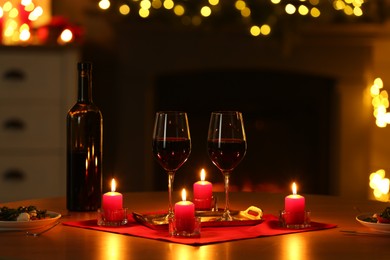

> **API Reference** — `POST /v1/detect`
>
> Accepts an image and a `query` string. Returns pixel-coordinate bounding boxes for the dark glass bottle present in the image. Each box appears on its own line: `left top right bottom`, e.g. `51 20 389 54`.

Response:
66 62 103 211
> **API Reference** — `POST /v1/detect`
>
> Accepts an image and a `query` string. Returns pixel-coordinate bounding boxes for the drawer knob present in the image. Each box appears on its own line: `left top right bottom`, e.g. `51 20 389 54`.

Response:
3 169 25 182
3 118 25 131
3 69 26 81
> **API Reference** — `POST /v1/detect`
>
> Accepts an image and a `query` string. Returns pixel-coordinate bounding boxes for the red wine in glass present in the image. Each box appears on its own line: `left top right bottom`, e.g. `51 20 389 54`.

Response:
152 111 191 222
153 137 191 171
208 139 246 171
207 111 247 221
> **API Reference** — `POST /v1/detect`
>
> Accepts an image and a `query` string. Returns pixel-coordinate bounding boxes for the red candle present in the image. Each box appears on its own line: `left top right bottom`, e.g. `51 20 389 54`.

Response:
174 189 195 232
102 178 123 221
284 182 305 224
193 169 213 210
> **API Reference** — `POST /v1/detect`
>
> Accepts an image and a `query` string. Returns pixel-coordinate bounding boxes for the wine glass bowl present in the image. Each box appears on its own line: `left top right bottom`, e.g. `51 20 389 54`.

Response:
153 137 191 172
207 111 247 221
152 111 191 222
207 139 246 172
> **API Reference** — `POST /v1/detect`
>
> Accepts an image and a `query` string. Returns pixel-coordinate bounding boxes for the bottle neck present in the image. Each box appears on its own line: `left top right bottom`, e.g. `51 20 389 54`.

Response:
78 66 93 103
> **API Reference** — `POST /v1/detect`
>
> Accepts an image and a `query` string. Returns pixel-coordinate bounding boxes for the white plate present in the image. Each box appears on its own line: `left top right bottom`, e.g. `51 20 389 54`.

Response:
0 211 61 231
356 213 390 233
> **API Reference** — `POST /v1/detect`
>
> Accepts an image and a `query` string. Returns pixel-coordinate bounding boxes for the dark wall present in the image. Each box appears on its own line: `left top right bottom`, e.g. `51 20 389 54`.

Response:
153 69 336 195
80 18 339 194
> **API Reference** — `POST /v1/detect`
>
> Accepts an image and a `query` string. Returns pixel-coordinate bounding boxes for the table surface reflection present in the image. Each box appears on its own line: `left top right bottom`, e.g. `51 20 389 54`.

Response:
1 191 390 259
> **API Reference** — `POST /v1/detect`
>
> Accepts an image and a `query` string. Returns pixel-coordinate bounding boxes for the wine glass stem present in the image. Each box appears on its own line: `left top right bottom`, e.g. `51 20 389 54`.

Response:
223 171 232 220
167 171 175 218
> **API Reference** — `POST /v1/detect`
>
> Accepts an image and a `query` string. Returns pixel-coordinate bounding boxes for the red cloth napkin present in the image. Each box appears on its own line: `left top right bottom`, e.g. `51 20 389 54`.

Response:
62 214 336 245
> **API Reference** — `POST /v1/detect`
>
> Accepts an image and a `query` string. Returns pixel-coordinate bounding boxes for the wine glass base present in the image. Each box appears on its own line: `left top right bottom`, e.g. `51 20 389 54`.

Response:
216 211 236 221
149 212 174 225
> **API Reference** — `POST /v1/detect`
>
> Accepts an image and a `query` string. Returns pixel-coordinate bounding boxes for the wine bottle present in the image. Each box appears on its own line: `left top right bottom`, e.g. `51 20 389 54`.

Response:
66 62 103 211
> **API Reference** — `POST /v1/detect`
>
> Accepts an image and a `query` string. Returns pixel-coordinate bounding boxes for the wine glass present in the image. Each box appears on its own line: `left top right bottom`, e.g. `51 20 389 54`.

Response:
152 111 191 222
207 111 247 221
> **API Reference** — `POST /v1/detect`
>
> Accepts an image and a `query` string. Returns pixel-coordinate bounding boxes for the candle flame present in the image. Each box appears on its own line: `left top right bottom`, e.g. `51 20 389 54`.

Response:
111 178 117 192
200 169 206 181
292 182 297 195
181 188 187 201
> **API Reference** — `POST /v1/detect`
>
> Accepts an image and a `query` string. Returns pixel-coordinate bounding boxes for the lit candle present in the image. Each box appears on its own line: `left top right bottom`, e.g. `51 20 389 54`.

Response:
102 178 123 221
193 169 213 210
284 182 306 224
174 189 195 232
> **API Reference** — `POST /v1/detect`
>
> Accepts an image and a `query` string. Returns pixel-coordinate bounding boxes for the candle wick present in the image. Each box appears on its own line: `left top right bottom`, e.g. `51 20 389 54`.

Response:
200 169 206 181
111 178 117 192
181 188 187 201
292 182 297 195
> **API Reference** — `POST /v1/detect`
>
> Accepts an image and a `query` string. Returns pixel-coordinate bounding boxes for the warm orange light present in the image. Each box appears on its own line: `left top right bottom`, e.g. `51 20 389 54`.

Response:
181 188 187 201
59 28 73 43
111 178 117 192
200 169 206 181
369 169 390 201
98 0 110 10
1 0 51 45
292 182 297 195
370 77 389 127
96 0 367 38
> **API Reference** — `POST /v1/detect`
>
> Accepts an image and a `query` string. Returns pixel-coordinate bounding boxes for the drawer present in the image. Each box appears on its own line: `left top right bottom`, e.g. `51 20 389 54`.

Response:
0 155 65 202
0 103 62 150
0 51 62 100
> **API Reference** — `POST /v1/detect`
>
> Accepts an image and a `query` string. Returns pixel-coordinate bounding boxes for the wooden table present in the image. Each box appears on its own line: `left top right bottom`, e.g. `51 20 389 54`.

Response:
1 192 389 259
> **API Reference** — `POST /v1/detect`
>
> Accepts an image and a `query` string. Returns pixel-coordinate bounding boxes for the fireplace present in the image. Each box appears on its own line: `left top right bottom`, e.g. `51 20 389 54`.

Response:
152 69 336 195
82 20 377 198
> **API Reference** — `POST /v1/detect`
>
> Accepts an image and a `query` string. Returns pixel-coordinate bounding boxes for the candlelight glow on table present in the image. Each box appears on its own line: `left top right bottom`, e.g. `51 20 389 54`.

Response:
193 169 213 210
98 178 127 226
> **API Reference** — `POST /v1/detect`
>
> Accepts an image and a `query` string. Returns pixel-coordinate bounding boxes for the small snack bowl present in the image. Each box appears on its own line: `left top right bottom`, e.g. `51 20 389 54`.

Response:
280 210 311 229
169 216 201 238
97 208 128 226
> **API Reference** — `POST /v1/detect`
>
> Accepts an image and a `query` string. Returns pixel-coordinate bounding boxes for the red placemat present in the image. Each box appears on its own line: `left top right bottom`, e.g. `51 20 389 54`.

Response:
62 214 336 245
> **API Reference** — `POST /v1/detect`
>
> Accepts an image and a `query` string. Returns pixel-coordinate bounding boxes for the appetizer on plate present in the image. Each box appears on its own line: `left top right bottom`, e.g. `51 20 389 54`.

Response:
363 207 390 224
0 206 49 221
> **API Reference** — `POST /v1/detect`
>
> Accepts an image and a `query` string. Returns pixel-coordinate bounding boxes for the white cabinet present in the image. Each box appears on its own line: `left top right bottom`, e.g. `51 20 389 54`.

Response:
0 47 78 202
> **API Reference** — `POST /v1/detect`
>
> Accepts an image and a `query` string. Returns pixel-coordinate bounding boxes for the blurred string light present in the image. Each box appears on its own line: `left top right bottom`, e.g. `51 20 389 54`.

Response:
369 169 390 202
97 0 378 37
370 77 390 128
58 28 73 45
370 78 390 202
0 0 43 44
0 1 78 46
